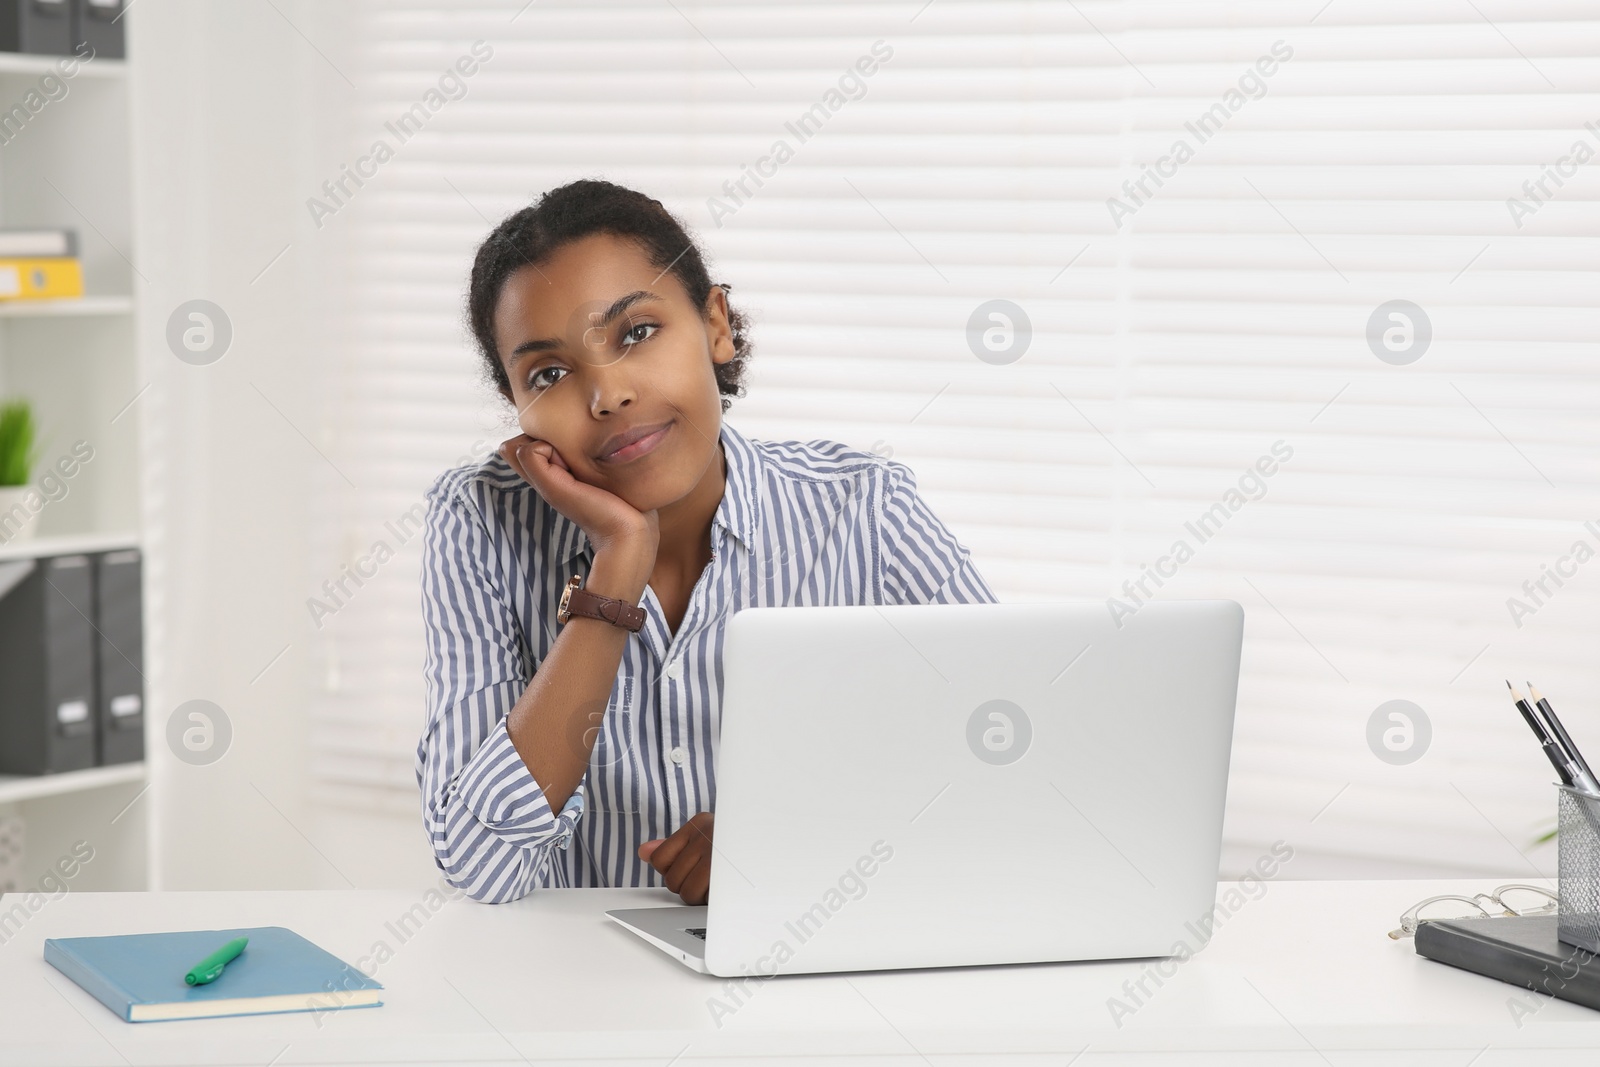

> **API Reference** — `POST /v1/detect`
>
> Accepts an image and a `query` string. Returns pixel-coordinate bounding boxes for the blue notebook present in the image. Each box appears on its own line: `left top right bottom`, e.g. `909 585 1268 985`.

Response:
44 926 383 1022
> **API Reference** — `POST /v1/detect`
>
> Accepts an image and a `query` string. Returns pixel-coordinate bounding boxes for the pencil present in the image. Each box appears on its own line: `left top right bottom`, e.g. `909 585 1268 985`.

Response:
1508 680 1574 787
1529 682 1600 796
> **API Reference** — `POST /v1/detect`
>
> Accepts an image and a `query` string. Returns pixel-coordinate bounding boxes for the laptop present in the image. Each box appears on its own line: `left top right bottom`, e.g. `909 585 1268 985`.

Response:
607 599 1243 977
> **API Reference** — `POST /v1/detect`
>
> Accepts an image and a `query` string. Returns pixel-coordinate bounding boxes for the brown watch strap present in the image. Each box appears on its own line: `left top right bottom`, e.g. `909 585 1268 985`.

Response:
557 574 646 632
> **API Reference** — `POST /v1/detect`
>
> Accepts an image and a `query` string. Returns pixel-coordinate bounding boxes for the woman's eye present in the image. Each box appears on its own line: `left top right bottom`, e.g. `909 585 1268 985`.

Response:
621 321 658 346
528 365 567 391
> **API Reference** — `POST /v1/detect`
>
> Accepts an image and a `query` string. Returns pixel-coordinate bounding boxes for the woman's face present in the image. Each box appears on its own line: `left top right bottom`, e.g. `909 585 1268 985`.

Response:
493 232 736 511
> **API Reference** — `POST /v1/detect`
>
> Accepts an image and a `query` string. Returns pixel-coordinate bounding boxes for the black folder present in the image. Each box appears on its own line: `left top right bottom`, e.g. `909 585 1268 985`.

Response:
0 0 73 56
94 548 142 765
72 0 123 60
1415 915 1600 1013
0 554 96 774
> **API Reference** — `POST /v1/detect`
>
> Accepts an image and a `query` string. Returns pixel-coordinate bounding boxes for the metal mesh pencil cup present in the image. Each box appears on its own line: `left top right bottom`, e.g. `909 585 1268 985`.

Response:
1558 785 1600 952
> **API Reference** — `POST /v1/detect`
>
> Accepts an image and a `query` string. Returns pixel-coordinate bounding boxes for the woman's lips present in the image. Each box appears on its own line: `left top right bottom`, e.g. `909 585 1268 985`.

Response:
600 421 673 463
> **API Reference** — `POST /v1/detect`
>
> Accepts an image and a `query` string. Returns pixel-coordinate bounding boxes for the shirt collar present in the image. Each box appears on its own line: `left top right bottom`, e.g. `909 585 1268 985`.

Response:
712 418 762 554
557 418 762 567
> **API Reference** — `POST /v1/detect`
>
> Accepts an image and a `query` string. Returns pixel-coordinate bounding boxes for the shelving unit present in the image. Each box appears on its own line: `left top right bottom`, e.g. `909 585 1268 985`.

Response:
0 53 123 78
0 529 137 562
0 295 132 317
0 44 144 893
0 763 143 806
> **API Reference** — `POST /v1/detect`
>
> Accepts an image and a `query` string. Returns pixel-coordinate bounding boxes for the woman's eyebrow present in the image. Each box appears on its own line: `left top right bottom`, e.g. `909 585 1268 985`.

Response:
507 289 661 368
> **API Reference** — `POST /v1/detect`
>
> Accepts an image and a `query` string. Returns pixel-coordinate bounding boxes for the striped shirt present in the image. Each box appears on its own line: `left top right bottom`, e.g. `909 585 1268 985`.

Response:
415 420 997 903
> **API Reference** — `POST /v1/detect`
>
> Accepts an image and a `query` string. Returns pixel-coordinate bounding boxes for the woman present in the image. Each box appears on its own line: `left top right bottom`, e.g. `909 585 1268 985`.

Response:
416 179 996 904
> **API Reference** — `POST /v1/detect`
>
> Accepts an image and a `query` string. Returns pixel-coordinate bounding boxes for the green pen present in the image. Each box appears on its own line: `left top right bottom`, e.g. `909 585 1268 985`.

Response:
184 936 248 986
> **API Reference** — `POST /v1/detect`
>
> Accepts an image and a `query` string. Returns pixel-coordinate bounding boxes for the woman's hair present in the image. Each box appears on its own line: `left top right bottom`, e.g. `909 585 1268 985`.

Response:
467 178 752 412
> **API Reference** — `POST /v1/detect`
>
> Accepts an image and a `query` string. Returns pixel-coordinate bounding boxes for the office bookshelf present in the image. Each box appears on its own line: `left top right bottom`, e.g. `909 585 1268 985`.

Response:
0 762 143 805
0 52 122 78
0 53 145 894
0 295 132 316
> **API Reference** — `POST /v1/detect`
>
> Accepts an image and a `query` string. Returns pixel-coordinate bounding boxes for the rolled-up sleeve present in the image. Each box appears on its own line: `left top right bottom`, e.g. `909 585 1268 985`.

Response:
878 459 998 606
415 471 584 903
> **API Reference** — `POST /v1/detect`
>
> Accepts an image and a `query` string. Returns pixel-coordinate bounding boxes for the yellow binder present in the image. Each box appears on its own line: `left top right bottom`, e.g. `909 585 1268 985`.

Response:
0 257 84 300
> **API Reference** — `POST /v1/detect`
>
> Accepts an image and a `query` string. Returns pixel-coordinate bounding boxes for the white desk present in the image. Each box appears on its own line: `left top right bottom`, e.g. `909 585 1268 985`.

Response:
2 879 1598 1065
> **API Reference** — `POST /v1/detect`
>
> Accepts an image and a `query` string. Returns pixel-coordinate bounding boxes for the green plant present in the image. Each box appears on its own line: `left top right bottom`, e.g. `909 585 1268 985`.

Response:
0 399 39 487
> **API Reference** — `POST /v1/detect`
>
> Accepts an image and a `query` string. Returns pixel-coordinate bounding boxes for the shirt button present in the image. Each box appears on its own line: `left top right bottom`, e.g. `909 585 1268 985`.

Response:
665 659 683 681
670 746 687 766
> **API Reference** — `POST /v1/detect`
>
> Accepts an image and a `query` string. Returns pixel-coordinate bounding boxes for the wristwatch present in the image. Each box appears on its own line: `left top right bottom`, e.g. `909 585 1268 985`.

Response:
557 574 646 632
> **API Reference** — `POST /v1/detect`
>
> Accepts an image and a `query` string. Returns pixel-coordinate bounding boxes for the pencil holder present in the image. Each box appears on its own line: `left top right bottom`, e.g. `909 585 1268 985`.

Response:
1557 785 1600 952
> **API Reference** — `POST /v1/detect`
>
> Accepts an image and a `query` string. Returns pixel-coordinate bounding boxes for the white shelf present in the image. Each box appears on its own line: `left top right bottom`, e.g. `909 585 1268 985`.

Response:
0 762 144 805
0 296 133 317
0 530 139 562
0 53 124 79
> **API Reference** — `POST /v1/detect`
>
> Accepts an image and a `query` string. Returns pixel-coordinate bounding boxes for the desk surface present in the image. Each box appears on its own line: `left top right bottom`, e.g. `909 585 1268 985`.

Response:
2 878 1597 1065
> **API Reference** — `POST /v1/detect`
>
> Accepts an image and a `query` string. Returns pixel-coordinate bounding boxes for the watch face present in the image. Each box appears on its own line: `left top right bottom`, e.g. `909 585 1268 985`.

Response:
558 581 575 623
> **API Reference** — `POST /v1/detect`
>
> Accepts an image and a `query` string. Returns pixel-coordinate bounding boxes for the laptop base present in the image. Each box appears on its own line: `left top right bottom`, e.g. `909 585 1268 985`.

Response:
607 906 710 974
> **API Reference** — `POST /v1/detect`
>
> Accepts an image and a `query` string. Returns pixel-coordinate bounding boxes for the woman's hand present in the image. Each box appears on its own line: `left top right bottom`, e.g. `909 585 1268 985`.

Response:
639 812 714 906
500 433 659 565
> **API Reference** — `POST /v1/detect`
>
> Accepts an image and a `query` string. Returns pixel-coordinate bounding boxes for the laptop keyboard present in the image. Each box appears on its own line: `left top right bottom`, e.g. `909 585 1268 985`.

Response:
685 927 707 940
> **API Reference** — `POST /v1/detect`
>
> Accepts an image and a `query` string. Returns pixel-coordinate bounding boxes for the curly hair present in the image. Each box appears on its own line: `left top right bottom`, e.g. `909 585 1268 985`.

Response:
467 179 752 413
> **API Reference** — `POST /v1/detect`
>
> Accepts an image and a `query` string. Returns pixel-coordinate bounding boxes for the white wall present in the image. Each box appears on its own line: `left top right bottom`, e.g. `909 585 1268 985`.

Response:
131 0 436 890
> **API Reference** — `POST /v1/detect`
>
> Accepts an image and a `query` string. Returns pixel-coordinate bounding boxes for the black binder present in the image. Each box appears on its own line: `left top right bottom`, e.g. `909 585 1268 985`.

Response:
72 0 122 59
93 548 142 765
0 554 97 774
0 0 73 56
1415 915 1600 1012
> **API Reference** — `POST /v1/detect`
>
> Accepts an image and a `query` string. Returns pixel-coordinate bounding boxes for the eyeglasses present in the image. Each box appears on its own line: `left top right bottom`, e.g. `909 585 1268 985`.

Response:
1388 883 1558 939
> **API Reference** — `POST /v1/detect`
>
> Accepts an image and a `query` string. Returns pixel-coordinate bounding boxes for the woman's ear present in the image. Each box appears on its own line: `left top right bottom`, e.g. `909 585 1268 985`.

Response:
706 284 736 365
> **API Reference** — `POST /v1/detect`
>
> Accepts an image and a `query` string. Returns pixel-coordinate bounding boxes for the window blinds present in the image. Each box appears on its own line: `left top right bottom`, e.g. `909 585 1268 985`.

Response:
314 0 1600 878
